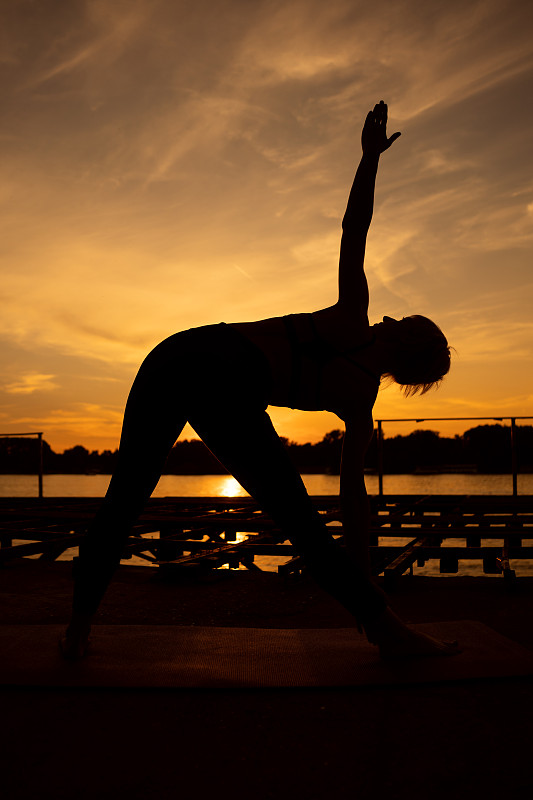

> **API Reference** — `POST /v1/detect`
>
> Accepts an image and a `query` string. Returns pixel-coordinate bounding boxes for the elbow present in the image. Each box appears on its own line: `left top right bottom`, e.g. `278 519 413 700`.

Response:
342 215 371 236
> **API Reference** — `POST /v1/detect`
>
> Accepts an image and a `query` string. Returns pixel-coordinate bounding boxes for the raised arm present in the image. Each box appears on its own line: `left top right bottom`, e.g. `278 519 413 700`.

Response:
338 101 401 314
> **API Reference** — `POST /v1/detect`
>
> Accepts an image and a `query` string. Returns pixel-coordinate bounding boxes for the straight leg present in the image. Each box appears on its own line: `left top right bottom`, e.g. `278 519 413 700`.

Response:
189 405 387 627
72 348 187 617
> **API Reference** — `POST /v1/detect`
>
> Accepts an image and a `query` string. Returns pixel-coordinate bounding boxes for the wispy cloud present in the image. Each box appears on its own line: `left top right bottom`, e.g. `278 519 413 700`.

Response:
11 402 124 446
4 373 59 395
24 0 153 89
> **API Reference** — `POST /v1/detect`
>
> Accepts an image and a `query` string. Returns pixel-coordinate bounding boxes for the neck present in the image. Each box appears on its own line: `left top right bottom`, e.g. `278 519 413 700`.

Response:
371 323 397 376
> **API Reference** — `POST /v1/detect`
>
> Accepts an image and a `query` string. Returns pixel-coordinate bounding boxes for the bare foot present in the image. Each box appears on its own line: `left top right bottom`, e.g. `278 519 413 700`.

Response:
364 608 461 660
59 622 91 660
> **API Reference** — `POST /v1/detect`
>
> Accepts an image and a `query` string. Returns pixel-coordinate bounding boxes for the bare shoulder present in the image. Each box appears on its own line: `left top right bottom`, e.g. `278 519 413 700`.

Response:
312 303 370 349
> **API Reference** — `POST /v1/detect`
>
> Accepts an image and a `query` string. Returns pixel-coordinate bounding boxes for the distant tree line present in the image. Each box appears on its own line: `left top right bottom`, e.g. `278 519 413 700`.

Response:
1 424 532 475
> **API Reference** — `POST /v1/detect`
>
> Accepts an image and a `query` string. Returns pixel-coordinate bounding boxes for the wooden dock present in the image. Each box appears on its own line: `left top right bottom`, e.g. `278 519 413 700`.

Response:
1 494 532 583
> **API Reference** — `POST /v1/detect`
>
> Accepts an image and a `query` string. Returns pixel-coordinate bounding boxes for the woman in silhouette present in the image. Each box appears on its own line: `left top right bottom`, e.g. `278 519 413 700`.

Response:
61 101 457 659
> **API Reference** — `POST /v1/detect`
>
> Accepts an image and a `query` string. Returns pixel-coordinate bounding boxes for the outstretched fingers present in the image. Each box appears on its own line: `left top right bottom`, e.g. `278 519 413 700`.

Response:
378 100 401 151
386 130 402 148
362 101 400 154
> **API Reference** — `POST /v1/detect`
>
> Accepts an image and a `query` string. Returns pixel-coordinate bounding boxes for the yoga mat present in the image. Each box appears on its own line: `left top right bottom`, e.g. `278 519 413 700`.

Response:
1 622 532 688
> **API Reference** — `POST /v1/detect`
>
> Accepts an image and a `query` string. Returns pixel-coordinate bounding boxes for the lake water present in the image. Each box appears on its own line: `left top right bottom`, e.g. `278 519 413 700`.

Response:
2 471 533 498
2 473 532 576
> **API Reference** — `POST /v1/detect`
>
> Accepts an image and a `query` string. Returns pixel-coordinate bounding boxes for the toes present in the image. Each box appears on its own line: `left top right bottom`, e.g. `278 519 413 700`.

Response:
58 634 90 660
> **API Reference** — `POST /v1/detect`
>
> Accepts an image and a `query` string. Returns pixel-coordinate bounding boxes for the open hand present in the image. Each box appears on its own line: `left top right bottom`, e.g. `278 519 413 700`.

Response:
362 101 401 155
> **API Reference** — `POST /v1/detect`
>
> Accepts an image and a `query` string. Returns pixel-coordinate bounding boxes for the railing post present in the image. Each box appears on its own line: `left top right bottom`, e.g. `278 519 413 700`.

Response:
377 420 384 498
38 432 44 499
510 418 517 499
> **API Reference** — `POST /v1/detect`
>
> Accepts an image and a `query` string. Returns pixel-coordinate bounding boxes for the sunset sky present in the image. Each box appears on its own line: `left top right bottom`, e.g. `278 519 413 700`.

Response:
2 0 533 453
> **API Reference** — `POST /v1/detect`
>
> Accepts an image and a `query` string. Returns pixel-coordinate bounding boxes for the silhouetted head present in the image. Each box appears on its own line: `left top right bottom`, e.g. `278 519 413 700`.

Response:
377 315 451 396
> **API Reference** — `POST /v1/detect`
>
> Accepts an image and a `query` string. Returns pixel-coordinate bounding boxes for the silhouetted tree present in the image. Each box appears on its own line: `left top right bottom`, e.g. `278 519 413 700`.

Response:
0 437 53 474
1 425 531 475
164 439 228 474
462 425 512 473
384 430 442 472
61 445 91 473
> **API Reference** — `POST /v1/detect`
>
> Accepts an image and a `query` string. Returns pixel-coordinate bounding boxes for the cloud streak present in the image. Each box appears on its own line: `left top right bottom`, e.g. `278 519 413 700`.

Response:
4 373 59 395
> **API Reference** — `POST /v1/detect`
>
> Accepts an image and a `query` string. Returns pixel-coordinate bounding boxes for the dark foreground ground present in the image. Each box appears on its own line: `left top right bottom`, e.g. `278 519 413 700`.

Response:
1 559 533 800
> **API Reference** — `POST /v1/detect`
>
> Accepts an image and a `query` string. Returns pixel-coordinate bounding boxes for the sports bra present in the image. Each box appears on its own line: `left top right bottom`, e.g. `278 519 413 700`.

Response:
282 313 380 410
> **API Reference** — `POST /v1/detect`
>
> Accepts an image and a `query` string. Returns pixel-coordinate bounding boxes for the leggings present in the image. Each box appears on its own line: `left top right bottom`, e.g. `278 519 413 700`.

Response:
73 323 387 628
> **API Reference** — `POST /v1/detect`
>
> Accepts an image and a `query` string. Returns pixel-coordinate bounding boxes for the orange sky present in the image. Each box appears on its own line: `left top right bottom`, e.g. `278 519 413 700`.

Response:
1 0 533 452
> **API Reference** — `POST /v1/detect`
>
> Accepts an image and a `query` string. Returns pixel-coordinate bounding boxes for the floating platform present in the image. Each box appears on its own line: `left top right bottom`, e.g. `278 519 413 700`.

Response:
1 494 532 583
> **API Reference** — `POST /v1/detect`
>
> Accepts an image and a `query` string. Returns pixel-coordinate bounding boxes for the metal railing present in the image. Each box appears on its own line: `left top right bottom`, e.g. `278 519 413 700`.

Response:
374 416 533 498
1 418 531 501
0 432 44 498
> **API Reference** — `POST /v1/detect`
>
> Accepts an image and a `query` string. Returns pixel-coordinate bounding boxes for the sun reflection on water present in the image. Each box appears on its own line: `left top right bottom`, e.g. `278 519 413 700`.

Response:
217 476 248 498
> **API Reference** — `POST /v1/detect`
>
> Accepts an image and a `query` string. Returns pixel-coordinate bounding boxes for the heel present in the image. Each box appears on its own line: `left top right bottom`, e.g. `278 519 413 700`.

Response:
360 606 390 645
